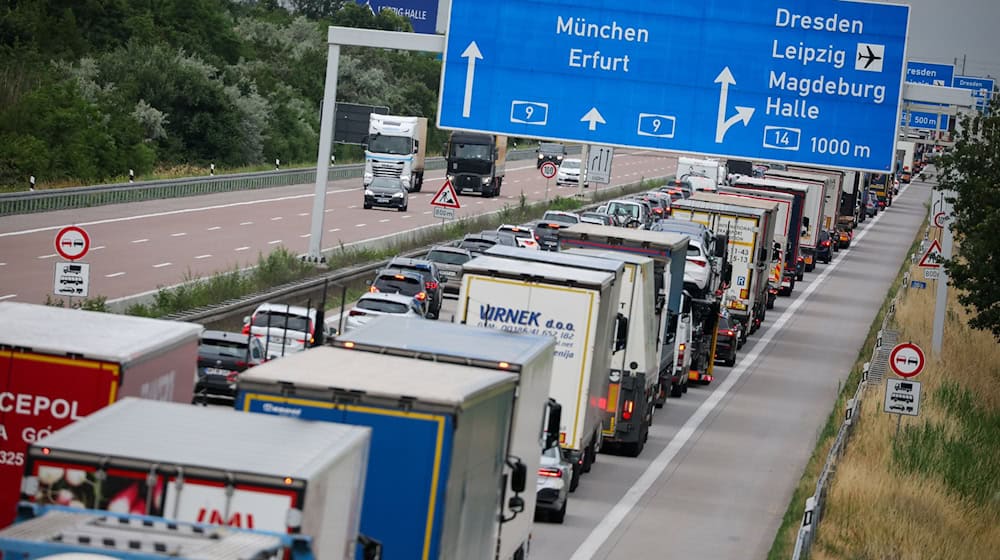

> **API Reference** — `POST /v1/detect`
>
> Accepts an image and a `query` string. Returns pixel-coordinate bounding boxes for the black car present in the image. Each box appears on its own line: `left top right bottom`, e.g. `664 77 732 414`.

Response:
714 315 739 367
816 230 834 264
385 257 446 319
458 231 519 255
195 331 265 402
536 142 567 168
364 177 408 211
370 268 430 316
524 220 563 251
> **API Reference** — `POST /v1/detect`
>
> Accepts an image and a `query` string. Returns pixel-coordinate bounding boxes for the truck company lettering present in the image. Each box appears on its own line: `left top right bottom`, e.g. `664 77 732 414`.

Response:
0 392 84 420
479 305 541 327
197 508 255 529
774 8 864 34
262 403 302 417
556 16 648 74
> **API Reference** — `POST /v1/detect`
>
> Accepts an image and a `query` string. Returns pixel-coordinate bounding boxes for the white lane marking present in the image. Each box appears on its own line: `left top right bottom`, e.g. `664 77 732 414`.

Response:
268 240 282 245
355 223 366 228
207 226 221 231
0 262 5 266
37 254 57 260
423 211 432 215
235 246 250 252
152 262 172 268
402 215 412 219
0 294 16 301
105 272 126 278
329 228 341 233
379 219 390 223
131 238 148 244
91 245 106 251
195 254 212 259
299 233 311 238
298 212 309 217
171 232 186 237
271 216 283 221
349 205 358 209
239 221 253 226
570 183 916 559
325 209 334 213
476 201 484 205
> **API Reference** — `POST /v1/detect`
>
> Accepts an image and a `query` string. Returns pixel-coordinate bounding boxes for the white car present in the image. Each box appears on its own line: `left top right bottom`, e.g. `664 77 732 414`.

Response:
535 445 570 523
541 210 580 225
555 158 582 186
343 292 425 333
497 224 540 250
243 303 317 359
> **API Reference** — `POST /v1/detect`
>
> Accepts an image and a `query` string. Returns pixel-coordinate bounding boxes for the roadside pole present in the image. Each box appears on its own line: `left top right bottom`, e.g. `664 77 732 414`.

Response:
577 144 589 199
931 190 954 356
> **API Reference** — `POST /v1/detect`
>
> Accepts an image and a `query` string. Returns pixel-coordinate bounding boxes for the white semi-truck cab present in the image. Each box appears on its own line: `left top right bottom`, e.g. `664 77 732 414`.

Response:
363 114 427 192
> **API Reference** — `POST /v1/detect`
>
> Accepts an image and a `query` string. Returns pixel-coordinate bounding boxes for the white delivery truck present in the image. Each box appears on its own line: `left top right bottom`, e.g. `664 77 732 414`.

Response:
457 255 623 491
786 165 845 233
331 315 560 557
364 114 427 192
677 156 723 190
718 186 797 299
764 169 829 273
679 193 779 339
485 245 655 457
22 398 373 559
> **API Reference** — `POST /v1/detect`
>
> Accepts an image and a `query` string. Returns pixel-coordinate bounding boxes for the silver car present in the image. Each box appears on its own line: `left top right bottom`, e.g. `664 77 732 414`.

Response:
424 246 473 295
535 445 570 523
343 292 425 333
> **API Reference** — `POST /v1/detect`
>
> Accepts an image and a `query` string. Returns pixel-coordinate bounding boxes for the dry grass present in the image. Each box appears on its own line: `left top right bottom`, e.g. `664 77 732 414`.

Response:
809 244 1000 559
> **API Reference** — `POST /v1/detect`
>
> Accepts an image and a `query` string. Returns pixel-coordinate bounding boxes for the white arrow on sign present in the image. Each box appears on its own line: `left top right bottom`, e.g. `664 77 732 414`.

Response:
714 67 755 143
461 42 482 118
581 107 606 131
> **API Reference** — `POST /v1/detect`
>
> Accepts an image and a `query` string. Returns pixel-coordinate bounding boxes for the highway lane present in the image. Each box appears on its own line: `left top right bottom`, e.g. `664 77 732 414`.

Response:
0 151 676 304
440 180 929 559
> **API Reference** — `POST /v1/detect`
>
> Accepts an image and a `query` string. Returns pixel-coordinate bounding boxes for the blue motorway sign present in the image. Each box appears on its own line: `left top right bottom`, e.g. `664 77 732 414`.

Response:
901 110 948 131
952 75 995 112
905 61 954 86
365 0 438 34
438 0 910 173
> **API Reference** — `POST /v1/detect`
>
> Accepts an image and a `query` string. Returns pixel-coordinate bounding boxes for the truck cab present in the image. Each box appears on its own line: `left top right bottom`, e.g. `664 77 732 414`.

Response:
363 114 427 192
445 132 507 198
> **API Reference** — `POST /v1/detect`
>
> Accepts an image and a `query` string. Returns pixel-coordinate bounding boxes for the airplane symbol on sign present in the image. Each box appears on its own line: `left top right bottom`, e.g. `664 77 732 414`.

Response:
855 44 884 72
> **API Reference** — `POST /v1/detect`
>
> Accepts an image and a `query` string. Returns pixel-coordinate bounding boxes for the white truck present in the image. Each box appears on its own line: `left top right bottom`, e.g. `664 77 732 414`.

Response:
896 139 916 181
21 398 373 559
484 245 655 457
677 156 724 191
331 315 559 557
456 255 623 491
676 193 779 340
364 114 427 192
764 168 829 273
786 165 845 233
718 186 798 298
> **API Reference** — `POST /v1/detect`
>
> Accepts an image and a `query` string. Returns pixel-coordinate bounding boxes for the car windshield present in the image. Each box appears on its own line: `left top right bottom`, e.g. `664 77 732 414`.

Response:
560 160 580 169
427 250 470 265
543 212 579 224
357 298 410 314
607 202 639 219
200 339 247 359
370 177 402 190
252 311 311 333
452 142 491 159
460 238 495 252
367 134 412 155
374 276 422 295
539 143 564 154
500 228 532 240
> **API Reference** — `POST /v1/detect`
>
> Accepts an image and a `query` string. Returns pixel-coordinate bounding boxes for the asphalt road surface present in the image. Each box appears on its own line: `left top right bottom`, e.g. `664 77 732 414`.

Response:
436 180 929 559
0 151 675 304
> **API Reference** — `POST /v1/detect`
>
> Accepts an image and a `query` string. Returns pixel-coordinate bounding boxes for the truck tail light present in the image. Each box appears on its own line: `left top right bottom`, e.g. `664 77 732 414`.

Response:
622 400 634 421
538 467 562 478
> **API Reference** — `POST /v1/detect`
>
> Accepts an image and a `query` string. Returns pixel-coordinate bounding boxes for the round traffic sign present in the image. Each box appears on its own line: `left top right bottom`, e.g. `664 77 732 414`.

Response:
540 161 558 179
54 226 90 261
889 342 925 378
933 212 946 228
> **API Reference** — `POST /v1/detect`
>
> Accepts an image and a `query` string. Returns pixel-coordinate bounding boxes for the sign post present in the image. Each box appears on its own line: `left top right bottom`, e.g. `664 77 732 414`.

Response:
53 226 92 302
438 0 909 172
539 161 558 201
430 179 461 223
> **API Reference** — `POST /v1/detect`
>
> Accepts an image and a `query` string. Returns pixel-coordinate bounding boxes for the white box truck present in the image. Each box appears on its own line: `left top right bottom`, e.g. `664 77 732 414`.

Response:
786 165 845 233
331 315 560 556
364 114 427 192
21 398 372 559
677 156 723 191
764 169 829 273
718 186 797 298
456 255 622 491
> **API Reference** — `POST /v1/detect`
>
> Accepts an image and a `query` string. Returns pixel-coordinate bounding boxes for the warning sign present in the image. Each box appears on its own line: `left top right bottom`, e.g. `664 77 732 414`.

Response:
917 239 943 268
430 180 461 209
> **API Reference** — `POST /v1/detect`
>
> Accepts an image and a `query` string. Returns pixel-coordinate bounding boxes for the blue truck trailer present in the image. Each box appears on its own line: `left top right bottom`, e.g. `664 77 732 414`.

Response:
236 346 519 560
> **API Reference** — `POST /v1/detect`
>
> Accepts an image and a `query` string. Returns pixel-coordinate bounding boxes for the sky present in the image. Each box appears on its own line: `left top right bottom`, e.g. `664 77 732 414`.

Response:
881 0 1000 78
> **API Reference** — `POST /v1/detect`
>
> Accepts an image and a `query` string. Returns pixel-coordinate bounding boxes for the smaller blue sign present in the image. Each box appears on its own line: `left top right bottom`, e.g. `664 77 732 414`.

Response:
910 280 927 289
905 61 954 86
952 75 995 112
365 0 438 34
901 111 949 131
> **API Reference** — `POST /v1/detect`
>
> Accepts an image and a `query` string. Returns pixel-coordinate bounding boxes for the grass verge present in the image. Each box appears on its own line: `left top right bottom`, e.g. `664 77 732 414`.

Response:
767 215 930 560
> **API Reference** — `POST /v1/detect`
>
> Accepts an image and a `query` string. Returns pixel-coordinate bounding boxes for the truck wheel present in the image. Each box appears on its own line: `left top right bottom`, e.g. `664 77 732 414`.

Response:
569 465 581 492
622 438 643 458
682 379 689 393
582 441 594 472
670 381 683 398
552 500 567 524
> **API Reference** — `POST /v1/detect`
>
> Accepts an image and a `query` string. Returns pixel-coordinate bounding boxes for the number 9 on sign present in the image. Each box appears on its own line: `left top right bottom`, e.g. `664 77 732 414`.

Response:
637 113 676 138
510 101 548 125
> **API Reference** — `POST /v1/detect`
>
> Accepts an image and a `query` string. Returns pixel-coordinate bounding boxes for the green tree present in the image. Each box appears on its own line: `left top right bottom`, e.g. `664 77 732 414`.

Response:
935 98 1000 340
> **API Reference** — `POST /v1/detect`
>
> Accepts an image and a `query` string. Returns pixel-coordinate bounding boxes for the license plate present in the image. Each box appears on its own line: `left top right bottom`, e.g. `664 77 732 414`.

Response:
377 198 389 203
440 270 456 277
269 337 287 345
204 367 230 376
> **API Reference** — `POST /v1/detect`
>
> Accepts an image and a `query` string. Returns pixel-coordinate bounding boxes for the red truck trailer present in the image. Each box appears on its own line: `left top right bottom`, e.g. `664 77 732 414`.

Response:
0 302 202 527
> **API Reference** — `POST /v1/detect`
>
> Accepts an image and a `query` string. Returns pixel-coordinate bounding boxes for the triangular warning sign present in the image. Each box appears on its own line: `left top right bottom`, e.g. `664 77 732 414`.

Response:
430 180 461 209
918 239 943 268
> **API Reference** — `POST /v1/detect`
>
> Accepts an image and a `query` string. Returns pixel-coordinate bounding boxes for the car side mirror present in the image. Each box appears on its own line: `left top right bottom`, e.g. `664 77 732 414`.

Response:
365 279 373 286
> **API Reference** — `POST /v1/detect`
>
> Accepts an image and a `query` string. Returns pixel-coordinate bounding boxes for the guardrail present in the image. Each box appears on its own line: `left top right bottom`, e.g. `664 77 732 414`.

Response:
0 148 550 216
791 272 910 559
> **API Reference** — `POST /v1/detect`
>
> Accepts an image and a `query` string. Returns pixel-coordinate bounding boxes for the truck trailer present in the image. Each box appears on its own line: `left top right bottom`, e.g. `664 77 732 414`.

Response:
0 302 203 528
19 398 372 559
237 346 518 560
445 132 507 197
785 165 845 233
330 316 558 556
364 114 427 192
456 255 622 490
763 169 829 273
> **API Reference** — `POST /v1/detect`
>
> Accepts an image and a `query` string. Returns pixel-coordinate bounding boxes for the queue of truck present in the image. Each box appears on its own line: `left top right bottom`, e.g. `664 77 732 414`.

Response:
0 148 914 559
